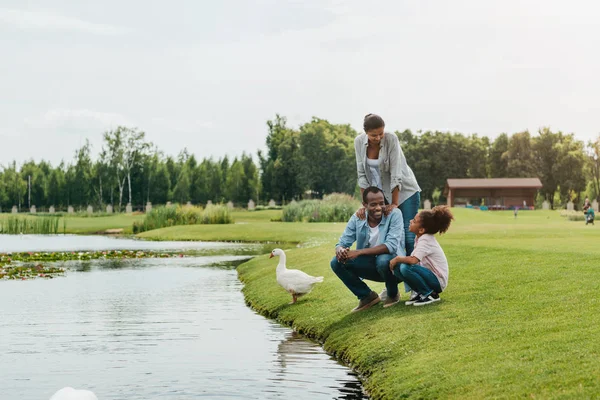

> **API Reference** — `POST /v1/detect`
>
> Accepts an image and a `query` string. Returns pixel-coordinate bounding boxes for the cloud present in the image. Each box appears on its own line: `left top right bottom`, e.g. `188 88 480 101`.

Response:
24 109 133 136
0 8 131 35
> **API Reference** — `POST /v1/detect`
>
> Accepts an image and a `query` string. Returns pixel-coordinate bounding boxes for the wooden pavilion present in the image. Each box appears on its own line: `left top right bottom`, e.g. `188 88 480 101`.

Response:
443 178 543 208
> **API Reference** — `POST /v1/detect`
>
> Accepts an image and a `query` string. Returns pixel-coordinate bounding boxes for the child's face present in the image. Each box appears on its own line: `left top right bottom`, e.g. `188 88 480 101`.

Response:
409 214 422 234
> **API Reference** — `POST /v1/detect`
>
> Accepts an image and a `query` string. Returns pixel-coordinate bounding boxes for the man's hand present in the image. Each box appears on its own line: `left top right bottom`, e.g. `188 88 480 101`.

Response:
355 207 366 220
336 246 349 262
345 249 361 261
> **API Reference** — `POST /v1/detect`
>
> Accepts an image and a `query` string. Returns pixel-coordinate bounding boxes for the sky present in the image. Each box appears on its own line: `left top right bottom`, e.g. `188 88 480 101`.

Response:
1 0 600 166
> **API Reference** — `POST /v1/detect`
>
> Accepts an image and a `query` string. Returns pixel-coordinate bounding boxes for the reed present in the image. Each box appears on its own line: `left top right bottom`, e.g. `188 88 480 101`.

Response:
0 216 63 234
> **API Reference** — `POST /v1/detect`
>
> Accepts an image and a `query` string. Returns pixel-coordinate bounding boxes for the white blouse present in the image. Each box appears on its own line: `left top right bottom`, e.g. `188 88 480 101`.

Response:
366 158 382 190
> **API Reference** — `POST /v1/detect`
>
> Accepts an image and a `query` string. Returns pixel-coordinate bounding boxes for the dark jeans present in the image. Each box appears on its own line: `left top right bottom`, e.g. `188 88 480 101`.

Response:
399 191 420 293
399 191 421 256
393 263 442 298
330 254 398 300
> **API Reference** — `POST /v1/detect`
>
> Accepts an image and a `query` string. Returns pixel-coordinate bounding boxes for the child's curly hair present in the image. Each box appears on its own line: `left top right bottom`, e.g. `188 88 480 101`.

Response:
418 205 454 235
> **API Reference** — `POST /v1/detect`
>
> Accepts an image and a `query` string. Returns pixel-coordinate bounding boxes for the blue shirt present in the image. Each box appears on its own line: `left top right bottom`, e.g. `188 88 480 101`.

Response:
335 208 406 257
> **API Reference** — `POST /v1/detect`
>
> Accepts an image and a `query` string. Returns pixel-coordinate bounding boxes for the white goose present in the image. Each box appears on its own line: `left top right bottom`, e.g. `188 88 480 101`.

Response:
49 387 98 400
270 248 323 304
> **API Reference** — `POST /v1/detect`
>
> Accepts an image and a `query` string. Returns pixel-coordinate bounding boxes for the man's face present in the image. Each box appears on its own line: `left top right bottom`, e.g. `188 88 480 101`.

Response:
363 191 385 221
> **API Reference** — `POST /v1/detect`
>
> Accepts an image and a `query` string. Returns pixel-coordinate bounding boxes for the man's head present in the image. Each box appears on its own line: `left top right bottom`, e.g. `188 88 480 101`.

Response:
362 187 385 221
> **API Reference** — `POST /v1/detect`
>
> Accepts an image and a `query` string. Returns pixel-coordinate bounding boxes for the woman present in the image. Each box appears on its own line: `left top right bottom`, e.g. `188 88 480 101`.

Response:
354 113 421 260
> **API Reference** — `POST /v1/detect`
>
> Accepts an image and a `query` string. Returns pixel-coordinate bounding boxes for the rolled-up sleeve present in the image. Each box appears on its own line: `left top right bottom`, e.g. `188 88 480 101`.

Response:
388 136 404 192
336 215 358 249
355 137 369 189
383 209 405 256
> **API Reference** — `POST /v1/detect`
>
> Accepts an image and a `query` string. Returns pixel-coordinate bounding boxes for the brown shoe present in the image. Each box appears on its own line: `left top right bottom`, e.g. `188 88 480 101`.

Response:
351 291 380 313
383 294 400 308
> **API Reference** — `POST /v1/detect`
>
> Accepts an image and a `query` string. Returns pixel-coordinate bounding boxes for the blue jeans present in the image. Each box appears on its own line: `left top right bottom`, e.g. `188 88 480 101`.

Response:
330 254 399 300
399 191 420 256
393 263 442 298
399 191 420 293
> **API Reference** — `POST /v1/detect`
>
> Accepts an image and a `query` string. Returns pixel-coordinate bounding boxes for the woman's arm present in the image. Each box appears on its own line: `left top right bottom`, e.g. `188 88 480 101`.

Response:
388 136 404 206
355 136 369 189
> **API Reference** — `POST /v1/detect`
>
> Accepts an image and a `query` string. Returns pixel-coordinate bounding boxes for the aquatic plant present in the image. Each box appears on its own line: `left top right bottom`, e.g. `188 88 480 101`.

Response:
0 250 188 280
0 216 63 234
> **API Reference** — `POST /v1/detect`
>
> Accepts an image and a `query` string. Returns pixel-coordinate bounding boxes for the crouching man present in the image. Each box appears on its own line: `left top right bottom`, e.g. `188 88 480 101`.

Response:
330 186 405 312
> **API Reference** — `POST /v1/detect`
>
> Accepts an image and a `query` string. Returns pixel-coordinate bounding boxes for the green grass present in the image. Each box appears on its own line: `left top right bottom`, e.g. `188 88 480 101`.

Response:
140 208 600 398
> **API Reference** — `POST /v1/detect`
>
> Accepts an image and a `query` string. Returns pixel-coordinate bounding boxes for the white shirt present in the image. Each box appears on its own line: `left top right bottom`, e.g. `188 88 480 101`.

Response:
367 222 381 248
366 158 382 190
412 234 449 290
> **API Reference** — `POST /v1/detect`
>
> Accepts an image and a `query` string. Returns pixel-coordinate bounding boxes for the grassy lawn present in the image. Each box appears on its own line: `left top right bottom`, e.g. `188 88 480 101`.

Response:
137 208 600 399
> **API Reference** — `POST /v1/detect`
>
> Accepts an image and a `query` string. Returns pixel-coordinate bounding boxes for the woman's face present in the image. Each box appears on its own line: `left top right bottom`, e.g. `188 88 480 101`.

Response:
366 127 385 145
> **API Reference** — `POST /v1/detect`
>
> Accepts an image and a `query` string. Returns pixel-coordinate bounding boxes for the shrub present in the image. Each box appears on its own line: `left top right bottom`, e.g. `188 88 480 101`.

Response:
282 193 361 223
560 210 586 221
133 204 233 233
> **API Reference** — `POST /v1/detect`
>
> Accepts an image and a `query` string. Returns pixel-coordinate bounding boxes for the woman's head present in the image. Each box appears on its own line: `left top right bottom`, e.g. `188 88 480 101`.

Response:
363 114 385 144
409 206 454 236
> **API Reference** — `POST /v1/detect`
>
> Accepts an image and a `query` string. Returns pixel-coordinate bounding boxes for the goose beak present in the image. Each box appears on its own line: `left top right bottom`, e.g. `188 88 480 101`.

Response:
269 253 274 258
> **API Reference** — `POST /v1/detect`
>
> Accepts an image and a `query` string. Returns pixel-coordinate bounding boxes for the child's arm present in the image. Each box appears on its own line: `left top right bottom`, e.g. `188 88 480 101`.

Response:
389 255 420 271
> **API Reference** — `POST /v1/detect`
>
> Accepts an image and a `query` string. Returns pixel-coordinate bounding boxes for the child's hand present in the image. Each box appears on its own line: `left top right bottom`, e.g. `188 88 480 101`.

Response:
389 256 400 272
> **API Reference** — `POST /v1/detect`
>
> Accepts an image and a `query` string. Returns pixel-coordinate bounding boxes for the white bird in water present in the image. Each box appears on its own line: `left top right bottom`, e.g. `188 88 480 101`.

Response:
49 387 98 400
270 248 323 304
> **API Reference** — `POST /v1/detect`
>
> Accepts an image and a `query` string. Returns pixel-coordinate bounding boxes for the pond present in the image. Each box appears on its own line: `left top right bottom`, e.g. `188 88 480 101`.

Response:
0 237 368 399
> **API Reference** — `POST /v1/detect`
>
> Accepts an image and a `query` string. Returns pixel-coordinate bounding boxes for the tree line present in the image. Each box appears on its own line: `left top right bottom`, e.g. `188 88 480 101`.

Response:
1 117 599 211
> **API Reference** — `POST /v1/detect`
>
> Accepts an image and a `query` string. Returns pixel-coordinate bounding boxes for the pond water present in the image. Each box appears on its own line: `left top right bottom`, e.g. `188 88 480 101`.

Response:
0 237 368 399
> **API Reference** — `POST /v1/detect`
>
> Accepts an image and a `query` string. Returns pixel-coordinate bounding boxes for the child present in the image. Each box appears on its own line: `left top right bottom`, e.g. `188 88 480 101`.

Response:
389 206 454 306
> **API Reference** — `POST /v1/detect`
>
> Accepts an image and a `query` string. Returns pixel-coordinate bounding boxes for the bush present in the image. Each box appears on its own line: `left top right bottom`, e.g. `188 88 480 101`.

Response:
133 204 233 233
560 210 586 221
282 193 361 223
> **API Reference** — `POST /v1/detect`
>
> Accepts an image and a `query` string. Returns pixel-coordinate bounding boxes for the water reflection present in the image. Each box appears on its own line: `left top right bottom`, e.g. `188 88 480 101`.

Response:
0 252 367 399
272 331 368 399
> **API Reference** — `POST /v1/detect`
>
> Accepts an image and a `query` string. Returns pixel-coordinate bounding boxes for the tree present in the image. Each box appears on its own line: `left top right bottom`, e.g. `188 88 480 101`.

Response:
240 153 260 205
71 141 93 207
225 158 246 203
102 127 151 210
150 161 171 204
172 166 191 204
489 133 509 178
503 131 537 177
297 118 356 196
554 134 586 203
587 135 600 202
2 162 26 210
47 166 66 207
532 128 561 207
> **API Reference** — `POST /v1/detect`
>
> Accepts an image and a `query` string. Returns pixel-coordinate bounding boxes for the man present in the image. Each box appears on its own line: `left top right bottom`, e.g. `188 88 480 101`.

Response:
330 186 405 312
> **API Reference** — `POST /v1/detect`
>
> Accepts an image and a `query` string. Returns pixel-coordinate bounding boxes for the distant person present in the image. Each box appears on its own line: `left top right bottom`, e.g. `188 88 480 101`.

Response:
330 186 405 312
389 206 454 306
353 113 422 300
585 206 595 225
583 197 591 212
